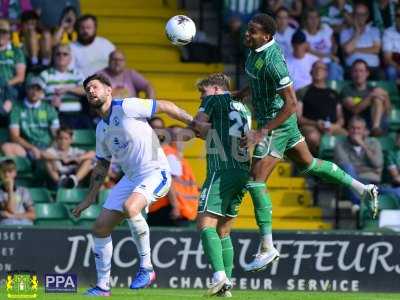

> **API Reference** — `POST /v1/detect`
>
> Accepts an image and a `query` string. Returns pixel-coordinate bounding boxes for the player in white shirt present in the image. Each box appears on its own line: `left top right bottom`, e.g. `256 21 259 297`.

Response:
72 74 195 296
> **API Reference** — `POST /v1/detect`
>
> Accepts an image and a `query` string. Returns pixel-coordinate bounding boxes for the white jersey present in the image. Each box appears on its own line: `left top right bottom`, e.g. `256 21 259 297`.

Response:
95 98 170 179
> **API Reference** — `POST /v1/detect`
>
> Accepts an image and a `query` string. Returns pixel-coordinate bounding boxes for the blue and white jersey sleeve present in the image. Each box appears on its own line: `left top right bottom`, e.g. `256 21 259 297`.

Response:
95 122 112 161
122 98 157 119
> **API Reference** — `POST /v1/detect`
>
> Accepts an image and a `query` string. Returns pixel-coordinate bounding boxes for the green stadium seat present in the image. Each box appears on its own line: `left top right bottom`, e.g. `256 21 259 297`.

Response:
326 80 349 93
56 188 88 204
98 189 110 205
73 204 102 226
318 134 346 160
73 129 96 148
28 188 52 203
0 128 9 143
388 109 400 131
377 136 395 153
34 203 72 226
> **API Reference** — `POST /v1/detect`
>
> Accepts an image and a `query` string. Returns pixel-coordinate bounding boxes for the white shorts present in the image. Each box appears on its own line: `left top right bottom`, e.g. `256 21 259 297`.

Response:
103 169 171 212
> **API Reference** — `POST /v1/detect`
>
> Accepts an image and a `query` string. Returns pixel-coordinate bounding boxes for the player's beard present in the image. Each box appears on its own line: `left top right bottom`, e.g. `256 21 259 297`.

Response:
90 95 107 109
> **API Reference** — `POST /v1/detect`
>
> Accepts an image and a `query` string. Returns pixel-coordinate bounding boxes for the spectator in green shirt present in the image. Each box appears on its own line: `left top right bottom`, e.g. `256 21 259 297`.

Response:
1 77 59 159
0 19 26 87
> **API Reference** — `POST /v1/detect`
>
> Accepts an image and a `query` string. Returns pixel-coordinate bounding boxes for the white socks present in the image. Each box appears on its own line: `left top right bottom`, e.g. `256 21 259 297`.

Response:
128 213 153 270
260 233 274 252
213 271 227 283
350 178 368 196
93 236 112 291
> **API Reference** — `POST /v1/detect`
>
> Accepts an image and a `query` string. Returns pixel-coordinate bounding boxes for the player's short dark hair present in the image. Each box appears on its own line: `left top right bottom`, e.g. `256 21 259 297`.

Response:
0 159 16 172
351 59 369 70
56 126 74 138
251 13 277 36
83 73 112 89
21 10 39 23
76 14 97 28
196 73 231 91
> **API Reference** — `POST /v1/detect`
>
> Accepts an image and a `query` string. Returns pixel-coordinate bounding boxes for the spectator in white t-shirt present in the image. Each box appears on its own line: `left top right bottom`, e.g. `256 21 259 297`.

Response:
274 7 296 58
304 8 343 80
340 2 382 79
287 30 319 91
383 5 400 82
70 14 115 78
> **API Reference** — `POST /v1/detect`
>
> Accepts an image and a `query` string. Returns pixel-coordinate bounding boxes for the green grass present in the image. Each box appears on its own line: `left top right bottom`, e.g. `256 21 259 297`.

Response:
1 288 399 300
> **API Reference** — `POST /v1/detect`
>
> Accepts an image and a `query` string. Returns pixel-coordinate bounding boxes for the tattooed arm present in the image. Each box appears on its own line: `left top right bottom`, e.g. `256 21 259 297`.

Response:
72 159 110 217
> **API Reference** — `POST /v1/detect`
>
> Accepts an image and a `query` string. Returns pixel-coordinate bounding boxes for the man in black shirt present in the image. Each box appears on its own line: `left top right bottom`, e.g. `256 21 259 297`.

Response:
297 61 346 154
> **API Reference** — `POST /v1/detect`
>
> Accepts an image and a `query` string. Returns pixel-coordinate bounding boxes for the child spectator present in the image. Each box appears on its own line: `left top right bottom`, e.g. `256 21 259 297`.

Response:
52 5 78 46
0 159 35 225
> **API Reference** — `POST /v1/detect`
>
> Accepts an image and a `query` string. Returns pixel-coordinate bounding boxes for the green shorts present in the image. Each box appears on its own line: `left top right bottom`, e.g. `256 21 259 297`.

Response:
198 169 249 217
253 114 304 159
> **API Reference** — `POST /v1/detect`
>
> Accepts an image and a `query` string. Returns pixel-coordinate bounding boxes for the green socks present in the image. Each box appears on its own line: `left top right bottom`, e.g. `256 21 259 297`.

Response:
301 158 353 187
221 236 234 278
247 181 272 235
200 227 225 273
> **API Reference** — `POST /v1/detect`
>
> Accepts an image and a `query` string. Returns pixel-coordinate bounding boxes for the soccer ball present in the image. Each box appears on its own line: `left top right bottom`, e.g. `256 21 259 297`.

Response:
165 15 196 46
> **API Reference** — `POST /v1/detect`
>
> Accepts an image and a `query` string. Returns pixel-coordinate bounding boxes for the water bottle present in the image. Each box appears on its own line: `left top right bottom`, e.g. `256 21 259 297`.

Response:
324 117 331 130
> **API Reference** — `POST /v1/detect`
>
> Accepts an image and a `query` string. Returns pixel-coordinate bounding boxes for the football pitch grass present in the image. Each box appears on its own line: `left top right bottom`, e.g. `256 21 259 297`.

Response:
1 288 399 300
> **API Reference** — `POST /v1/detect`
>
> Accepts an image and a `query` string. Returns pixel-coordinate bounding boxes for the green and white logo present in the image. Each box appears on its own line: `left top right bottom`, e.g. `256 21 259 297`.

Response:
6 272 38 299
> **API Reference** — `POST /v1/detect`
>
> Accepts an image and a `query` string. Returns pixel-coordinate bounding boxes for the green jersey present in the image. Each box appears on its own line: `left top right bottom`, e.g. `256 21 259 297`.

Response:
0 44 25 83
199 93 251 174
10 100 60 148
245 39 293 126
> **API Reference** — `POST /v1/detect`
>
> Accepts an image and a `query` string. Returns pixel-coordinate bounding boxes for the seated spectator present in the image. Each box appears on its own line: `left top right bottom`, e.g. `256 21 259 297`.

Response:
303 8 343 80
2 77 59 159
371 0 397 32
340 2 381 79
0 77 17 127
148 125 199 226
386 130 400 186
0 19 26 88
334 116 383 208
43 127 94 188
0 0 33 28
70 14 115 78
39 44 89 128
320 0 353 33
0 159 35 225
274 6 296 58
99 50 155 99
287 29 319 90
52 5 78 46
31 0 80 30
340 59 391 136
382 5 400 82
20 10 52 69
297 61 346 155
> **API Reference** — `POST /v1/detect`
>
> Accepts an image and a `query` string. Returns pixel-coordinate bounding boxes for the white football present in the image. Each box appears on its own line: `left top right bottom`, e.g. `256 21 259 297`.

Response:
165 15 196 46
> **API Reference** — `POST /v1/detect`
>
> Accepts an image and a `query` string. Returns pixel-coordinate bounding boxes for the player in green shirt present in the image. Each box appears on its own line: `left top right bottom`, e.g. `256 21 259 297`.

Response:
186 73 251 296
239 14 379 272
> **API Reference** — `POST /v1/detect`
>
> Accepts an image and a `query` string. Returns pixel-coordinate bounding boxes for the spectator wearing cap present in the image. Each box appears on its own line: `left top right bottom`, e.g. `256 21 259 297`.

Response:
99 50 155 99
39 44 89 128
0 19 26 88
274 7 296 58
70 14 115 78
340 2 382 79
383 4 400 82
2 77 59 159
287 29 319 91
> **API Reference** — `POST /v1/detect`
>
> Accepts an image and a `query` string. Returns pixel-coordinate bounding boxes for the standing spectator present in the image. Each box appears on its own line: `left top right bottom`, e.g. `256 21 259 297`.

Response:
39 44 88 128
371 0 397 32
20 10 52 69
303 8 343 80
340 59 391 136
274 6 296 58
0 19 25 88
148 125 199 226
287 29 319 91
1 77 59 159
382 5 400 82
340 2 381 79
43 127 94 188
320 0 353 33
297 61 346 154
334 116 383 208
30 0 80 29
52 6 78 46
99 50 155 99
70 14 115 77
0 159 35 225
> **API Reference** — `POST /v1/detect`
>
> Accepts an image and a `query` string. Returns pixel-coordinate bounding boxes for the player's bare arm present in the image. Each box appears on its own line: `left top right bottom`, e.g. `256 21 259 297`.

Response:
72 159 110 217
156 100 194 125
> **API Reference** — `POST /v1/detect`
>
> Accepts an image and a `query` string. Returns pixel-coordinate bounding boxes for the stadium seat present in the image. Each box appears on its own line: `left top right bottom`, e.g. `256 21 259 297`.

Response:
377 135 395 153
56 188 88 204
34 203 72 226
28 188 52 203
73 129 96 149
388 109 400 131
98 189 110 205
73 204 102 226
326 80 348 93
318 134 346 160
